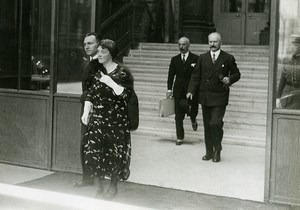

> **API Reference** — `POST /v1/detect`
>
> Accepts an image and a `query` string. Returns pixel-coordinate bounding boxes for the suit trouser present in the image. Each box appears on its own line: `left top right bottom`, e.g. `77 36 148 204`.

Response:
80 104 93 183
174 96 198 140
201 105 226 154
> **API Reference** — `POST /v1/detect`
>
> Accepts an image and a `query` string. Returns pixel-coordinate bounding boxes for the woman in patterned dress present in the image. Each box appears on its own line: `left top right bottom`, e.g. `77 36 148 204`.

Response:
81 39 133 199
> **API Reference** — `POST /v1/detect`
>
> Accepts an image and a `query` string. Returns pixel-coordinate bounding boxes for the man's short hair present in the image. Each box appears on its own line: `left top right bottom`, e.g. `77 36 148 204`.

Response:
83 32 101 43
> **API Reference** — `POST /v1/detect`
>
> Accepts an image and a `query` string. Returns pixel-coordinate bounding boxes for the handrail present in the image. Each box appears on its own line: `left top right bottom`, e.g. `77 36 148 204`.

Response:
100 3 132 31
99 3 133 60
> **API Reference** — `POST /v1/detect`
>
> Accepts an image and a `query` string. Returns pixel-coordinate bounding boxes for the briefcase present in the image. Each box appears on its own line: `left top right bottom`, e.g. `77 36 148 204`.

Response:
159 98 175 117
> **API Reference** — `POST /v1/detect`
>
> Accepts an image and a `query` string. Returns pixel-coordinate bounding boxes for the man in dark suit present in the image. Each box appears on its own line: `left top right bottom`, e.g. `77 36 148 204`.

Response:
187 32 240 162
167 37 199 146
75 32 101 187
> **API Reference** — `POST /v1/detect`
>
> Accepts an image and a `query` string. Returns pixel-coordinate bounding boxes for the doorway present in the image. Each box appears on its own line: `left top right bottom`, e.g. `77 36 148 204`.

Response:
213 0 270 45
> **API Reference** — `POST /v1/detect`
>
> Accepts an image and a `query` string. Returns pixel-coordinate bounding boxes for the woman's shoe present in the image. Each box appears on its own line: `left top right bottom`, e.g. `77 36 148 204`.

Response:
103 188 118 200
95 187 105 198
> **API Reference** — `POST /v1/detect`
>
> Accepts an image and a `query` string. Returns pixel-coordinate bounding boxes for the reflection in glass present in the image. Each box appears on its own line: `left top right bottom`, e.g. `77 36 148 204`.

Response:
0 0 18 89
247 0 269 13
0 0 52 91
276 0 300 109
220 0 242 13
57 0 92 94
27 0 52 91
100 0 127 21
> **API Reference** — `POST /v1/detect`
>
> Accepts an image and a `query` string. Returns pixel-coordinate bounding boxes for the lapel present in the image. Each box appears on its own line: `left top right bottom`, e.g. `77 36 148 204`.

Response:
214 50 226 66
185 53 193 66
206 50 226 78
175 54 184 66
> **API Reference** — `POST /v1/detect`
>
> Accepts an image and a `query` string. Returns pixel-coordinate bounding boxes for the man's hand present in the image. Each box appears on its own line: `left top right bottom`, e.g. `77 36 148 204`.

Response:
276 98 282 108
222 77 230 85
166 91 173 99
186 92 193 100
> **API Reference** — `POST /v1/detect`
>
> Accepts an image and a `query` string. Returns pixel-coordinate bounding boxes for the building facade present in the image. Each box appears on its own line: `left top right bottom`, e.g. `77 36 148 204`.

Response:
0 0 300 207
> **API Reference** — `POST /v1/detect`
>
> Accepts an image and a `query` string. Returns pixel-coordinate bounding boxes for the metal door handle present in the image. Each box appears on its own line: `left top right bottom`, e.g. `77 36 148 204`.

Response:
236 13 240 17
248 13 252 17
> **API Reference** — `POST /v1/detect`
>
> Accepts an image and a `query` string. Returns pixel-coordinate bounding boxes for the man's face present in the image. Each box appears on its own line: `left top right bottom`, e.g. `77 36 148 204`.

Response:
83 35 99 57
208 34 222 52
178 39 189 54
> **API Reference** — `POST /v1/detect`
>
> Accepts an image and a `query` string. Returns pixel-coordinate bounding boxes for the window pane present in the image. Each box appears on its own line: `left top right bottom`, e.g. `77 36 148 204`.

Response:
0 0 52 91
276 0 300 109
100 0 127 21
248 0 270 14
0 0 18 89
57 0 92 94
21 0 52 91
220 0 242 13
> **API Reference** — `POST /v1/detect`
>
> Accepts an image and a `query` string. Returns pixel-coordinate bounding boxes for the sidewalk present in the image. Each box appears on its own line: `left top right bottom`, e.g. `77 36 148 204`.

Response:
0 163 294 210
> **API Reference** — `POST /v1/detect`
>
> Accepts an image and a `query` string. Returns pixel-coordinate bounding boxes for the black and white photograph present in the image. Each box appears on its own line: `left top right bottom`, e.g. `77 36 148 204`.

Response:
0 0 300 209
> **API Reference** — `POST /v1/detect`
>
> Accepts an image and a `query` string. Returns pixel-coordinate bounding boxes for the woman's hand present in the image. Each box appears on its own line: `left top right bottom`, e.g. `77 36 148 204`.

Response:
100 72 124 95
81 101 93 125
100 72 115 87
81 112 90 125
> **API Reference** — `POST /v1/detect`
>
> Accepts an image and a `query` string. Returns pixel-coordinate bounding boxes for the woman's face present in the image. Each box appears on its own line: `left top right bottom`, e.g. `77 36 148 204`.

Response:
97 46 112 64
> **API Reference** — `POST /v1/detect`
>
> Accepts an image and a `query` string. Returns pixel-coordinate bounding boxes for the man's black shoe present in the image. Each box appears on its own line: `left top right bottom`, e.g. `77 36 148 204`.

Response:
191 120 198 131
202 154 213 161
212 151 221 162
176 139 183 145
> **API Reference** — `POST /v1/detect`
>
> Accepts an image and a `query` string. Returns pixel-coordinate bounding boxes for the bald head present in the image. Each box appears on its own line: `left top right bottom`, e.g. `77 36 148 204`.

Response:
178 37 190 54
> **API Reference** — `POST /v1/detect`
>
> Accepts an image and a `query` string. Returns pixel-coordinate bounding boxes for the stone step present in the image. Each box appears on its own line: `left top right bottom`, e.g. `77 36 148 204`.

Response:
134 81 268 96
129 50 269 62
131 72 268 84
139 100 267 114
135 89 267 102
131 68 268 82
132 126 265 147
138 43 269 54
126 43 268 147
124 57 269 67
139 110 266 127
128 64 268 72
137 93 266 104
133 75 268 90
128 65 268 77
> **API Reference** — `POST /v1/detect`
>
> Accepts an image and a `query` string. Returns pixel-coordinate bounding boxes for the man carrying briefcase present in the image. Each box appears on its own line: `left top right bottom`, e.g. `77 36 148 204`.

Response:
166 37 199 145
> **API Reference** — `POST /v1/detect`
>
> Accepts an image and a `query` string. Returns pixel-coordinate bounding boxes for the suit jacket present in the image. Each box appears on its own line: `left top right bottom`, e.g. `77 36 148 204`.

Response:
80 58 102 103
188 50 241 106
167 52 198 98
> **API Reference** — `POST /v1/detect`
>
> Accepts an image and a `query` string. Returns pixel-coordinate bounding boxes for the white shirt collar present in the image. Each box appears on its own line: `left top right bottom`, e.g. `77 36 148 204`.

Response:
210 49 221 59
181 51 189 59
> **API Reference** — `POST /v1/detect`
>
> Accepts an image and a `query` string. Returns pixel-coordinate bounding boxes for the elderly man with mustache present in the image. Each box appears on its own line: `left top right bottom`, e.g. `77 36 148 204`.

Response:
187 32 241 162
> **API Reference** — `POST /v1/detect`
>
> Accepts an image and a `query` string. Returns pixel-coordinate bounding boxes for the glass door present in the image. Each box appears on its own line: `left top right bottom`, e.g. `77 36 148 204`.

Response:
214 0 270 45
245 0 270 45
214 0 245 44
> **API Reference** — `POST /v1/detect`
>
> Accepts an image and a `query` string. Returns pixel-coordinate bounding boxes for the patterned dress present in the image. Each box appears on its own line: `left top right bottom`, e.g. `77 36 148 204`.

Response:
83 65 133 180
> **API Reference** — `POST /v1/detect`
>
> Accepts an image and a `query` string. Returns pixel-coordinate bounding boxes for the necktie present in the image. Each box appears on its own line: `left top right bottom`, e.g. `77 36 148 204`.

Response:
182 54 186 64
212 53 216 64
